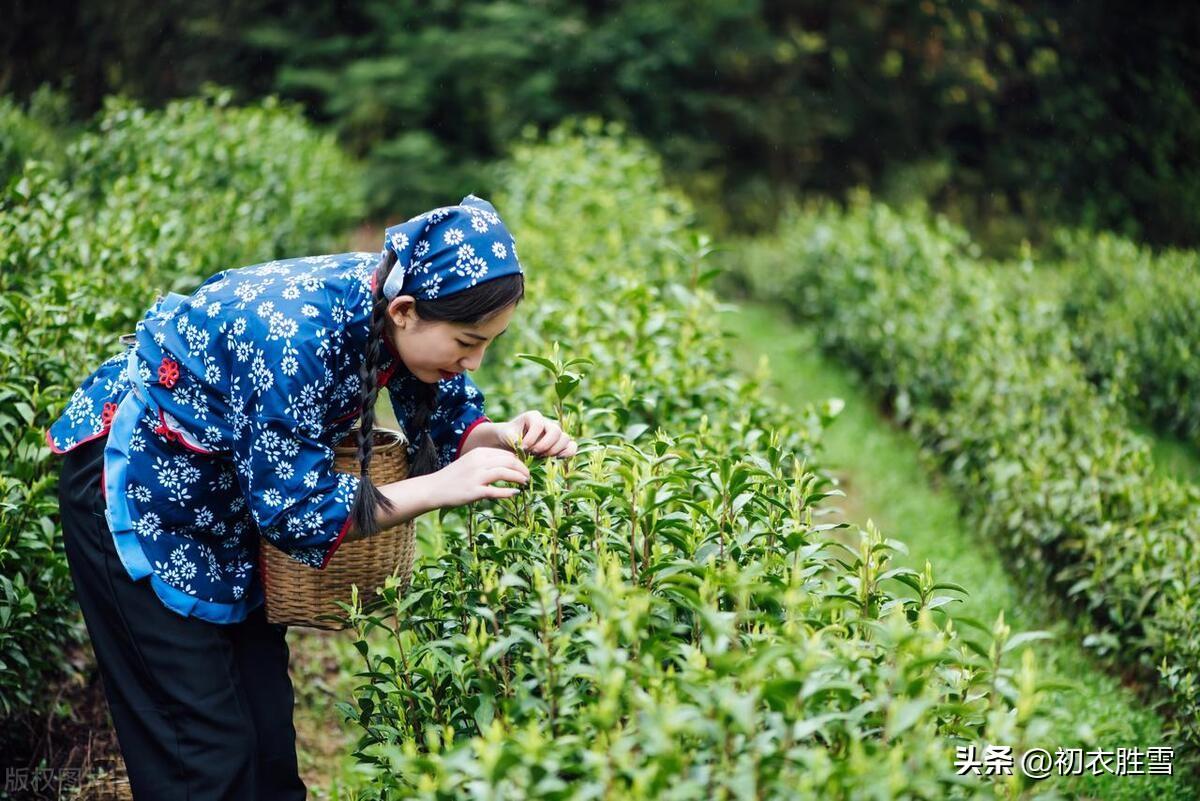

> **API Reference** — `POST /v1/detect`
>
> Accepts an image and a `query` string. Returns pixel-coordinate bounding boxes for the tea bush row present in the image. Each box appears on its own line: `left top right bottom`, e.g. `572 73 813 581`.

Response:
1038 229 1200 442
735 193 1200 756
337 124 1062 800
0 90 68 189
0 90 362 716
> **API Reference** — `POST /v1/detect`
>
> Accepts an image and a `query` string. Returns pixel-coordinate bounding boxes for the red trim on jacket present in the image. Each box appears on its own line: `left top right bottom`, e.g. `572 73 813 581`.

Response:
319 507 358 570
456 415 491 460
45 426 110 455
154 410 218 455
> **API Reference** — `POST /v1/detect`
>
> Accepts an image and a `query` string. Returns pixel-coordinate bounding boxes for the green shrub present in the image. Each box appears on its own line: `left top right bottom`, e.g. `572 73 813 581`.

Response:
337 124 1060 799
0 86 70 188
1041 229 1200 442
0 90 362 718
735 194 1200 759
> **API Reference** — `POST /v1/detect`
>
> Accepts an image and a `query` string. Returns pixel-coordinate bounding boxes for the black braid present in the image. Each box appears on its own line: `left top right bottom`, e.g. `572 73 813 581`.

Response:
348 251 398 539
406 382 440 478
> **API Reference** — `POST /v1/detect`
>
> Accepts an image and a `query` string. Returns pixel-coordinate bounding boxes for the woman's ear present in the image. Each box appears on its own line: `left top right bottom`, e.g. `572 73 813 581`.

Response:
388 295 418 329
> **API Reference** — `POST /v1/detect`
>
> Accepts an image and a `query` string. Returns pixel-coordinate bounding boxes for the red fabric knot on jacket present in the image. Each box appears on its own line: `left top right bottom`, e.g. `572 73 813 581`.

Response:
153 412 180 443
158 357 180 389
100 402 119 427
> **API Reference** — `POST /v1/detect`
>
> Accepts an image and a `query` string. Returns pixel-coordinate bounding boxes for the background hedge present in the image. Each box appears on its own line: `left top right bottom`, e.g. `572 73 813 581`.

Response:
733 196 1200 759
0 90 362 721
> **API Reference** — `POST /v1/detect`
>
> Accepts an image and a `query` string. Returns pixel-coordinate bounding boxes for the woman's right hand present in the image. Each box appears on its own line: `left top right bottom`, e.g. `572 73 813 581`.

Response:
431 446 530 508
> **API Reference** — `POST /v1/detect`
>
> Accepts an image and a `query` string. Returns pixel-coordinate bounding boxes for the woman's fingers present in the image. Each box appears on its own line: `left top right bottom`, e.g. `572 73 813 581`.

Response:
486 466 529 485
545 430 571 456
510 412 582 458
483 448 530 477
534 424 572 454
506 454 532 478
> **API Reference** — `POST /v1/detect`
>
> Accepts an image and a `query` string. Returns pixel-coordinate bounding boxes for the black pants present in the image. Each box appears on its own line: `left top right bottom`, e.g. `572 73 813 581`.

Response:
57 435 307 800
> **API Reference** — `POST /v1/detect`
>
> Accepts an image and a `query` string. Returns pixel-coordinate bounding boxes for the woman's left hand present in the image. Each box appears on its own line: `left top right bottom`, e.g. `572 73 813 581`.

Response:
500 411 578 459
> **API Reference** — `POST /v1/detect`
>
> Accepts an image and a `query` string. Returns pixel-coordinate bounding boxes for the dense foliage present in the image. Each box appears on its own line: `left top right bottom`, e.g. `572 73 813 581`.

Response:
0 91 361 720
0 89 70 189
331 123 1070 799
4 70 1194 793
734 195 1200 762
5 1 1198 246
1036 230 1200 443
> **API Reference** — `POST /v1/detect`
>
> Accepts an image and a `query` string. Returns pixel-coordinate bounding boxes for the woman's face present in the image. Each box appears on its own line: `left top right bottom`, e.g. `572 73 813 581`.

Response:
384 295 515 384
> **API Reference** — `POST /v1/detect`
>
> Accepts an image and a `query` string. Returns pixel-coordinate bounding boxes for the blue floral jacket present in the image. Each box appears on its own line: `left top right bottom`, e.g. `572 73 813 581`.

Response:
46 252 490 623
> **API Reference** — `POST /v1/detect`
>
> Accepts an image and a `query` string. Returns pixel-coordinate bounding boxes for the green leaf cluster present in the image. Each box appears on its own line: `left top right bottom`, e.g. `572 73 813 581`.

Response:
0 90 362 719
1041 230 1200 444
337 123 1059 799
735 193 1200 761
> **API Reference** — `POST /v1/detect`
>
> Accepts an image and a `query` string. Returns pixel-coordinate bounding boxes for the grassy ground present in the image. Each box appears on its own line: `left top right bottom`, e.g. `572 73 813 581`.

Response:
721 300 1195 800
289 628 371 799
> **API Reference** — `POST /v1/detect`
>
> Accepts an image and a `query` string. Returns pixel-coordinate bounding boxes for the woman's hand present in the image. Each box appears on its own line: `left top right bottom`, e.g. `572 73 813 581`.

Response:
431 447 531 508
499 410 578 458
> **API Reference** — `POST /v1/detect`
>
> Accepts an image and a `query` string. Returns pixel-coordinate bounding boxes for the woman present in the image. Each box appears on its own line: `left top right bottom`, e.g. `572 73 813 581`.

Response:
47 195 576 799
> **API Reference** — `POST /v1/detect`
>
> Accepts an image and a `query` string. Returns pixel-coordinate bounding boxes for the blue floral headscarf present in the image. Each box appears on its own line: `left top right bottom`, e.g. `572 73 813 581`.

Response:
380 194 524 301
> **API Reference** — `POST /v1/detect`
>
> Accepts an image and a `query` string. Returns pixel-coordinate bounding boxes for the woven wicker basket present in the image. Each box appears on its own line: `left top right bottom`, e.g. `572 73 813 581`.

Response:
258 427 416 630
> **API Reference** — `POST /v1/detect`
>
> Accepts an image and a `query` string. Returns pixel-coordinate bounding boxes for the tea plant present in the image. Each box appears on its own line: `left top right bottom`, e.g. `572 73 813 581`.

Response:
1039 228 1200 443
1 89 361 717
0 88 68 189
337 123 1060 799
736 193 1200 759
